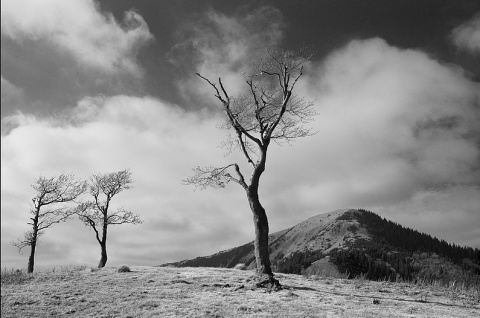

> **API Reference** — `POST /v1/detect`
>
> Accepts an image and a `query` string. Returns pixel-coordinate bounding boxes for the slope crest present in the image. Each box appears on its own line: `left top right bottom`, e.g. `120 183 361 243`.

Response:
162 209 371 270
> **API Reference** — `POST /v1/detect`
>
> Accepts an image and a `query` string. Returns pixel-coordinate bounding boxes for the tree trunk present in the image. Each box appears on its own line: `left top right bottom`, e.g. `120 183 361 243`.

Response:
98 216 108 268
248 191 272 277
27 240 36 273
27 223 39 273
242 144 280 289
98 242 107 268
247 187 281 289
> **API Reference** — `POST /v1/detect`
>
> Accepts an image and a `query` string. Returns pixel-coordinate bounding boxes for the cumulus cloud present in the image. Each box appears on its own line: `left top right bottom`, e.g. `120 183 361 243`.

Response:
169 6 285 105
1 0 153 76
451 12 480 53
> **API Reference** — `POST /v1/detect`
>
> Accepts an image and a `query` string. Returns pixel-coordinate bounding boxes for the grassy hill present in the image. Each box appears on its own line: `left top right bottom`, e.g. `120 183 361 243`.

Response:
1 265 479 317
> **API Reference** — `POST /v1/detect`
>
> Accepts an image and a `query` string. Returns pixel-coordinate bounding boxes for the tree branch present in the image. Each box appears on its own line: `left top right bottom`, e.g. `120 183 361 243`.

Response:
183 164 247 190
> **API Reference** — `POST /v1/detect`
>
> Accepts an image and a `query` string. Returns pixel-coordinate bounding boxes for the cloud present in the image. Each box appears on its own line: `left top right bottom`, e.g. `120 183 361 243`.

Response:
1 0 153 76
1 76 24 104
451 12 480 53
169 6 285 106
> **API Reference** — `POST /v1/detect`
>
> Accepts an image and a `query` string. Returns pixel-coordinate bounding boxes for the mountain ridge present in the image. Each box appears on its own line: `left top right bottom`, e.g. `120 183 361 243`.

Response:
162 208 480 283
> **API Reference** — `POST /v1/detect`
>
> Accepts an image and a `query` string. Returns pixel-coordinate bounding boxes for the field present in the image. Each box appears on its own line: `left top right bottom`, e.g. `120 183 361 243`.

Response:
1 266 479 317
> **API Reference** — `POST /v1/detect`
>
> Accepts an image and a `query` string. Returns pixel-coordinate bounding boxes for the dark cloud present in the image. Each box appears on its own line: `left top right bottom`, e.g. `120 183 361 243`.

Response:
451 12 480 53
168 6 285 108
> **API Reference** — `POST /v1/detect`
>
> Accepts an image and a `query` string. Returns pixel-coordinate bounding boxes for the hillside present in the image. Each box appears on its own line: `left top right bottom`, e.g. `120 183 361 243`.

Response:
162 209 367 269
163 209 480 283
1 266 479 317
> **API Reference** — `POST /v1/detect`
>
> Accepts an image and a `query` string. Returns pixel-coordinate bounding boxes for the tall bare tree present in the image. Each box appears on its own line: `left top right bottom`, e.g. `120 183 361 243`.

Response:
184 47 315 288
13 174 87 273
76 169 142 268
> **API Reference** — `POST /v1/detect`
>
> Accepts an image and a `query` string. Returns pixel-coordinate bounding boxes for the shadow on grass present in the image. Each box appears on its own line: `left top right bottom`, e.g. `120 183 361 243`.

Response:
288 285 318 291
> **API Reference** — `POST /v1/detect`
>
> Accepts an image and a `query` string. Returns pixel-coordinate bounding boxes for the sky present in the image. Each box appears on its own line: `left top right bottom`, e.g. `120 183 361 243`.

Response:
1 0 480 270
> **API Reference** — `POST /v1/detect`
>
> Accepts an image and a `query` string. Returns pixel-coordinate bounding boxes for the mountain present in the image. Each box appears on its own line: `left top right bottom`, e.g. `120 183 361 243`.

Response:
162 209 480 283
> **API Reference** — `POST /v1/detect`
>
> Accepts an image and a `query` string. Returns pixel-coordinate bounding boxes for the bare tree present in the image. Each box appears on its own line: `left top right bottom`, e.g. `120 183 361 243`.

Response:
13 174 87 273
76 169 142 268
184 47 315 288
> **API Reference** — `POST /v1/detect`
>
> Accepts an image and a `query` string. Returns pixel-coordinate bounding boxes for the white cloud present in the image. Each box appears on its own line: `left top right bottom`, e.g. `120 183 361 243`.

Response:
1 0 153 76
451 13 480 53
301 38 479 186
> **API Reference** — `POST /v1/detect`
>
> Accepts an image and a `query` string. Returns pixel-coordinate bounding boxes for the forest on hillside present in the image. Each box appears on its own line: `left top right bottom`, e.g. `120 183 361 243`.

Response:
352 209 479 265
327 209 480 282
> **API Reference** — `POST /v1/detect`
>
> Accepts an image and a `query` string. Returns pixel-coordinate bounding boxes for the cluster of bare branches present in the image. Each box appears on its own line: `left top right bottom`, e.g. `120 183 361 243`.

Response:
76 170 142 268
14 169 142 272
77 170 140 227
185 163 247 190
15 174 87 248
13 174 87 273
185 47 316 189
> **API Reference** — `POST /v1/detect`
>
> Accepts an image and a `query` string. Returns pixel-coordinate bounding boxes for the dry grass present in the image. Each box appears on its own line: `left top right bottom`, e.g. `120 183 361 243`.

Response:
1 266 479 317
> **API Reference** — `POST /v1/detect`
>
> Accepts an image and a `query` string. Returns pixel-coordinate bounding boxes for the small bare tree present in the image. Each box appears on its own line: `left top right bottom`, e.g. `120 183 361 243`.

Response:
13 174 87 273
184 47 315 288
76 169 142 268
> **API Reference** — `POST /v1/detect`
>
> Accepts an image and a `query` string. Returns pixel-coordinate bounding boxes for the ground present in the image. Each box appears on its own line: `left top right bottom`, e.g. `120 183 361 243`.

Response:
1 266 479 317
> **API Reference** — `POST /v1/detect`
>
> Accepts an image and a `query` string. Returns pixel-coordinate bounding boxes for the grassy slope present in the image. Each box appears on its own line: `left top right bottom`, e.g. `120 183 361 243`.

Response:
1 266 479 318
